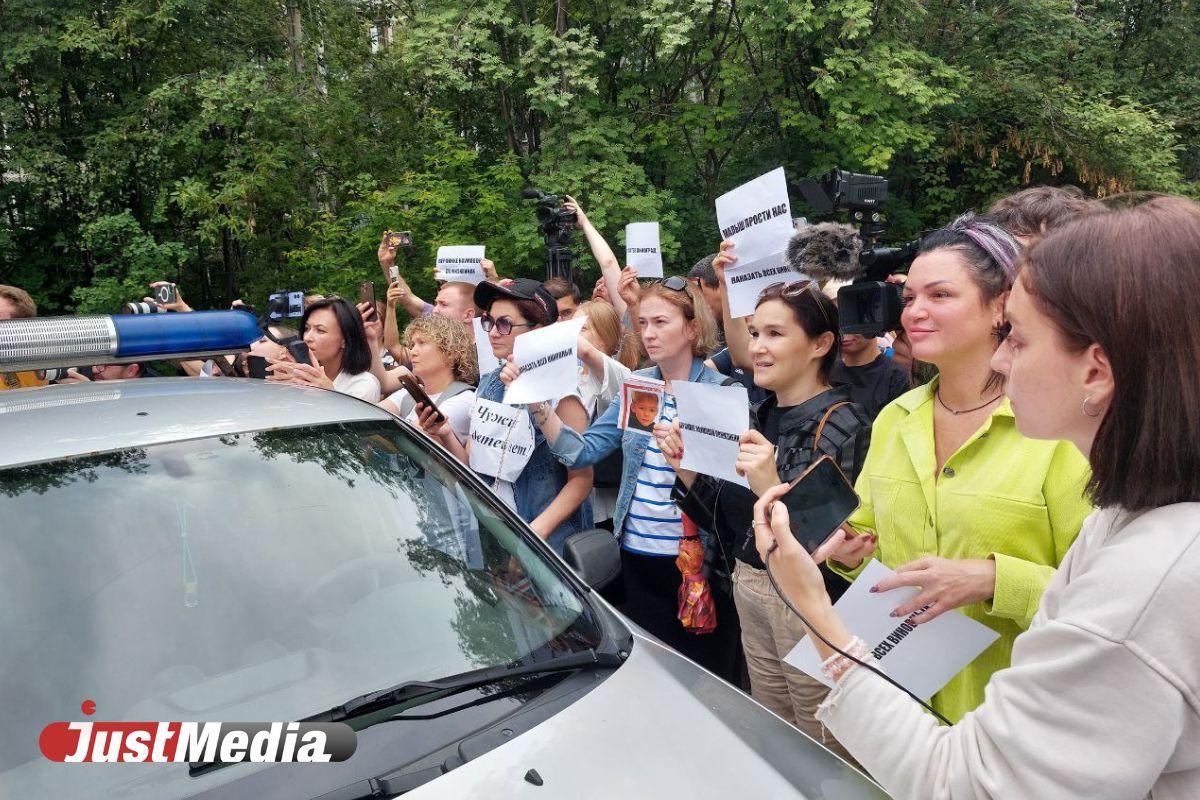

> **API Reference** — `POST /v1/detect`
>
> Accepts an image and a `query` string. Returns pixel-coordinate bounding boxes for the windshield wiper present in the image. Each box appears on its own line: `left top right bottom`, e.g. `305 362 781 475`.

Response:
306 647 624 724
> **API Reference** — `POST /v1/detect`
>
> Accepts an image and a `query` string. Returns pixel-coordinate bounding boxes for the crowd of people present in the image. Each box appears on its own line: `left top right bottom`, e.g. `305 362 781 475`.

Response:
2 184 1197 798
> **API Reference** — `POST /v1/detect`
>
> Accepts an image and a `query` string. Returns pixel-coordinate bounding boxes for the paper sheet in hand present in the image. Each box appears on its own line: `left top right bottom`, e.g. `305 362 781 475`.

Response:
503 316 587 405
468 398 535 482
435 245 486 284
473 317 501 375
625 222 663 278
715 167 793 262
724 252 807 319
672 381 751 488
785 560 1001 701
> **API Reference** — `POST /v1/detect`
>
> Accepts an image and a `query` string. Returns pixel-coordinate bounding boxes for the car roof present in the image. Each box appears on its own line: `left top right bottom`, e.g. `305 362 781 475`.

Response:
0 377 395 469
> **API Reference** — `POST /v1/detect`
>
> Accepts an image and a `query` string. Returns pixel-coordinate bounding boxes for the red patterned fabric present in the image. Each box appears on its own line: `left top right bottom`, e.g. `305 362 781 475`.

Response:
676 514 717 634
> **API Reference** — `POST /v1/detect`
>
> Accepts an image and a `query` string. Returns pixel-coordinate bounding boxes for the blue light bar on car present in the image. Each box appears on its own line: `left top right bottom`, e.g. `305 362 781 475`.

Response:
0 311 261 371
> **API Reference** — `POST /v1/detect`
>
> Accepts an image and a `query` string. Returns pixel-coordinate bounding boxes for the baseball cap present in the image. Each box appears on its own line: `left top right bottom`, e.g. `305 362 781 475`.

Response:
472 279 560 325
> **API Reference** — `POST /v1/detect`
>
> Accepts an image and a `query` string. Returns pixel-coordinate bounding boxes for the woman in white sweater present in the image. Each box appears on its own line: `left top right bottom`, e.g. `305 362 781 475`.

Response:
752 195 1200 799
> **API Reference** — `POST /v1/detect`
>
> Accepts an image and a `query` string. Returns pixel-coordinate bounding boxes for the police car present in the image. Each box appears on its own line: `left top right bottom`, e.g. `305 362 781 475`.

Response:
0 311 888 799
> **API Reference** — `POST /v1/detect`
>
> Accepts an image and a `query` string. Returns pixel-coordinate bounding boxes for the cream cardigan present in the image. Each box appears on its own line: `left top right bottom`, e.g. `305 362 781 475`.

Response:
818 503 1200 799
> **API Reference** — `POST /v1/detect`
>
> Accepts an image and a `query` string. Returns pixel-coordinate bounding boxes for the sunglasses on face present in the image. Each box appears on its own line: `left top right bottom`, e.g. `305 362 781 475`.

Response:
479 313 536 336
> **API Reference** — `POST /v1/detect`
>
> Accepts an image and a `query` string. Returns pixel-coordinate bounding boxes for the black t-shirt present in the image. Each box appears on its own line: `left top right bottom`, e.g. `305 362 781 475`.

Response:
830 352 910 419
709 347 771 405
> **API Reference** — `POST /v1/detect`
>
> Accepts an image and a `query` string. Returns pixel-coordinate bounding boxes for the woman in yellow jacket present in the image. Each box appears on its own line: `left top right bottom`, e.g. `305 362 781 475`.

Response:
823 214 1093 724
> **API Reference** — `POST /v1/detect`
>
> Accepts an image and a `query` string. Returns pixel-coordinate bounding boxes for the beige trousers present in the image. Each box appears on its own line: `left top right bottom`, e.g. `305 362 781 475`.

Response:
732 560 858 765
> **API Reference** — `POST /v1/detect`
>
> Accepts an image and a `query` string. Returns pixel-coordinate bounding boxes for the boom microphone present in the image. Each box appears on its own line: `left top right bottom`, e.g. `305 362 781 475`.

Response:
785 222 864 284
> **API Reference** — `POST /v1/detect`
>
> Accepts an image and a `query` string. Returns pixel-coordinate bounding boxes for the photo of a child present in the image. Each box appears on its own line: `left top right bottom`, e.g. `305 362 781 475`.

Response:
627 390 661 432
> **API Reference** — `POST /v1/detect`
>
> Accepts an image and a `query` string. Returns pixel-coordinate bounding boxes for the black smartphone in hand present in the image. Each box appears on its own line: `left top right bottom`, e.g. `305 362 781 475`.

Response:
246 355 269 379
286 339 312 366
359 280 376 310
777 456 861 553
398 373 446 425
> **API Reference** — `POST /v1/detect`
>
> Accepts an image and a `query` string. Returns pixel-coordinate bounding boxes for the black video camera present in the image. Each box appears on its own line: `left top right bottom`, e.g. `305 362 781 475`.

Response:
798 169 919 338
521 188 576 247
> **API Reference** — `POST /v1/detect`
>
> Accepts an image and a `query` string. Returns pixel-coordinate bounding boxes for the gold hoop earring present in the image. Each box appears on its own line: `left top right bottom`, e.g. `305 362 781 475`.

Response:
1081 394 1102 418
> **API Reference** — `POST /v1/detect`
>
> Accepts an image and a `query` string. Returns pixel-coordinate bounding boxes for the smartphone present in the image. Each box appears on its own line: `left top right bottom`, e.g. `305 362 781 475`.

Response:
398 373 445 425
388 231 413 249
246 355 269 379
359 280 376 310
776 456 860 553
387 265 400 284
286 339 312 366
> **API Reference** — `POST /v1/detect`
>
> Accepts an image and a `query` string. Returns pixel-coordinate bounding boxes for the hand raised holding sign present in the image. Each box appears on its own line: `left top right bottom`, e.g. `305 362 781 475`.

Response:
617 266 640 310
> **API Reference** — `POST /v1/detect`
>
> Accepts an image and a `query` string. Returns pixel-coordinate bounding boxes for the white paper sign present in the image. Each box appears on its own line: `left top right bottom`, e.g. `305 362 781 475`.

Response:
724 251 807 319
785 560 1001 700
625 222 663 278
672 381 751 488
435 245 486 284
503 316 587 405
473 317 501 375
468 398 535 482
715 167 793 262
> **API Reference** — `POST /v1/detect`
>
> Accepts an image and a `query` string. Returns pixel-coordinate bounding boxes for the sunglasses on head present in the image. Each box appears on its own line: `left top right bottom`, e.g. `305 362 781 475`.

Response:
479 312 537 336
758 280 834 329
653 276 690 292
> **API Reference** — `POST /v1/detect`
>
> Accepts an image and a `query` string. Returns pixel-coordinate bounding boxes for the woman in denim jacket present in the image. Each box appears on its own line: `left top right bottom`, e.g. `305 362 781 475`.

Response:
421 279 593 554
504 277 737 676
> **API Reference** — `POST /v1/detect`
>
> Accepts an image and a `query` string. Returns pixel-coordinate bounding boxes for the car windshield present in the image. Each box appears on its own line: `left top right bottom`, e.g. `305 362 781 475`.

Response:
0 421 603 797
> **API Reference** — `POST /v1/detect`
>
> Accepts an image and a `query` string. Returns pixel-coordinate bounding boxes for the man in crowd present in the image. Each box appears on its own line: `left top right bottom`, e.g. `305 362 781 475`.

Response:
542 277 582 321
829 332 911 418
689 254 723 345
988 185 1105 245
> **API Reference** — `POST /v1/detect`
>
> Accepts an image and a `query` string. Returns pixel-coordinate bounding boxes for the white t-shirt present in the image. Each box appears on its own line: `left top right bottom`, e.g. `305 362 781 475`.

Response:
333 370 381 402
399 388 475 446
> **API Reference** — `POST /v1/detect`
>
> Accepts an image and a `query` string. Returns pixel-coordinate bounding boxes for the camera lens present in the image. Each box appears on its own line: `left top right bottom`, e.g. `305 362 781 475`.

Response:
122 302 159 315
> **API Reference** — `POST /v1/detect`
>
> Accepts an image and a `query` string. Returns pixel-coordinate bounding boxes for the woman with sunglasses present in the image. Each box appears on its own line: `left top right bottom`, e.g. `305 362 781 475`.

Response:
656 259 872 760
419 279 593 554
504 276 739 675
748 196 1200 800
813 215 1093 728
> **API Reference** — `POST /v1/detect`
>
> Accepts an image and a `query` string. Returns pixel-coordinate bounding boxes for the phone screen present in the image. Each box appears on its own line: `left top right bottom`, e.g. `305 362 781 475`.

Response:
359 281 376 310
779 457 860 553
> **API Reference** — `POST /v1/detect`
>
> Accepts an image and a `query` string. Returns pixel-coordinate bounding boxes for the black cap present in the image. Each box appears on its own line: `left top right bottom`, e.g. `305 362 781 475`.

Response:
473 279 559 325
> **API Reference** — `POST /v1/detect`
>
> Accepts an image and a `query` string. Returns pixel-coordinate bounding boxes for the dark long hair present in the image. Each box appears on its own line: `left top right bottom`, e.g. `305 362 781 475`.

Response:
755 282 839 382
1021 196 1200 511
300 297 373 375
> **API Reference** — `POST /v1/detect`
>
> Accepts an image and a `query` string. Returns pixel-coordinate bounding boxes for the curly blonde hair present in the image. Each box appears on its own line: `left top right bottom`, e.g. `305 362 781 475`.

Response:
403 313 479 385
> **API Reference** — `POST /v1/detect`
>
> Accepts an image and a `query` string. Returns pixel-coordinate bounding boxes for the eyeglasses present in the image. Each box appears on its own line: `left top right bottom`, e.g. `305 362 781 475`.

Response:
480 313 536 336
758 280 835 329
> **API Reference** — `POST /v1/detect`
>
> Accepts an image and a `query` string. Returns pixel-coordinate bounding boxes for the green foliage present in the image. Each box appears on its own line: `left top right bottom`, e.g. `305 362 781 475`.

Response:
2 0 1196 316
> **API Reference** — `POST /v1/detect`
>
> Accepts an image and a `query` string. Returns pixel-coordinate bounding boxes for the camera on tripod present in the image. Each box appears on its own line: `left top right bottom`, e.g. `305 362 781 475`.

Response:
521 188 577 281
797 169 919 338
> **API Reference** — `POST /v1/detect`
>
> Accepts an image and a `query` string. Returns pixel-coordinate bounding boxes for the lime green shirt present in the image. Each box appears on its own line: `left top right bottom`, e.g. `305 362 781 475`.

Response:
832 379 1093 723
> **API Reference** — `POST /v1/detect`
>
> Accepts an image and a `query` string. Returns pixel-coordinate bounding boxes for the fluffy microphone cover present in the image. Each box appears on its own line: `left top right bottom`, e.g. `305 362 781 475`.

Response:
786 221 864 282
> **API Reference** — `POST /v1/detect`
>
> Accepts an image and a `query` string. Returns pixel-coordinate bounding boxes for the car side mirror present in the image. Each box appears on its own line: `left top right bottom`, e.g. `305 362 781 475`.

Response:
562 528 621 591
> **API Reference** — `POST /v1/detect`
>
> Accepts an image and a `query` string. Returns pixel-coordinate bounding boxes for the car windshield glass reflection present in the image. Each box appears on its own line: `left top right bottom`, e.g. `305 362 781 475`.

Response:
0 422 601 798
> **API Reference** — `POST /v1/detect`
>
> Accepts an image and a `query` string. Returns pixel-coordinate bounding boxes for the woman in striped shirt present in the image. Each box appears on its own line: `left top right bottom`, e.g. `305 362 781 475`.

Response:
504 277 735 674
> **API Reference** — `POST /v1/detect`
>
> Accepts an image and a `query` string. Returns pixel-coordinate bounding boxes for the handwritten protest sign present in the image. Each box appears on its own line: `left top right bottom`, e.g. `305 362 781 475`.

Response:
724 252 807 318
625 222 663 278
473 317 501 375
502 316 587 405
468 398 535 482
785 560 1001 700
715 167 793 262
435 245 486 284
673 381 751 488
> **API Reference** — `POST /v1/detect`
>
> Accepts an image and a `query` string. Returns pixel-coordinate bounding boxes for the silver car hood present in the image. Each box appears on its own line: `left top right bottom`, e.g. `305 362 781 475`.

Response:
410 633 889 799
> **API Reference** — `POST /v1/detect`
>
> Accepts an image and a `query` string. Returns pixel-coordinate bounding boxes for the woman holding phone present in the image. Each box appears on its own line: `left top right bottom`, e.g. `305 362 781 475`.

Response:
752 196 1200 799
507 277 736 676
817 215 1093 728
419 279 593 554
268 297 381 402
379 313 477 446
656 269 871 760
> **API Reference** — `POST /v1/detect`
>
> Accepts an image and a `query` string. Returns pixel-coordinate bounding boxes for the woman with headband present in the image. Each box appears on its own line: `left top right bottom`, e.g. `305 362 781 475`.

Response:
816 213 1093 727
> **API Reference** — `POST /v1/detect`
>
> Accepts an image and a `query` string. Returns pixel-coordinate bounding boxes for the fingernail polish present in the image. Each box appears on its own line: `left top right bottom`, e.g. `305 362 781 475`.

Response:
869 586 879 593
